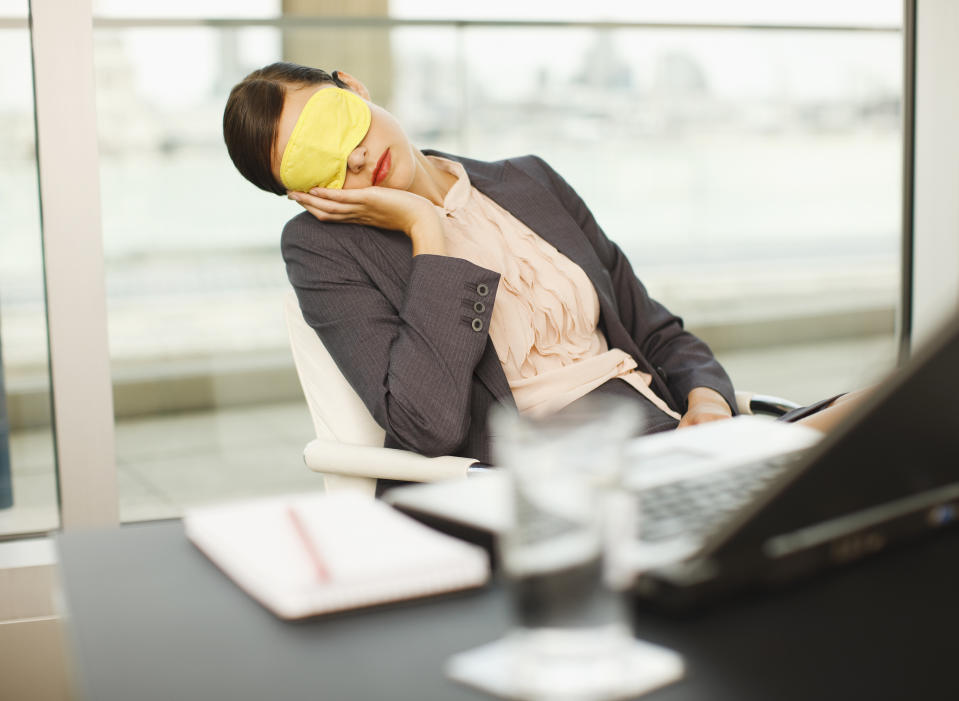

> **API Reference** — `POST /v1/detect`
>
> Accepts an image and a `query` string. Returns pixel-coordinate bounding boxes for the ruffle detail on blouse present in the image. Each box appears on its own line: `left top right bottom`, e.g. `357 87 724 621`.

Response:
428 156 679 420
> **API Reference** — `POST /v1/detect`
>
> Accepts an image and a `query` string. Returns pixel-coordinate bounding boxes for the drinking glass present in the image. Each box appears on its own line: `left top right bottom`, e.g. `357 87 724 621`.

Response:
491 394 643 699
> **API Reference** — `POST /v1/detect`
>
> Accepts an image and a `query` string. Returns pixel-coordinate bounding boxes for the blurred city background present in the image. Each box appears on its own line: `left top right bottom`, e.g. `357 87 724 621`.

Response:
0 0 902 534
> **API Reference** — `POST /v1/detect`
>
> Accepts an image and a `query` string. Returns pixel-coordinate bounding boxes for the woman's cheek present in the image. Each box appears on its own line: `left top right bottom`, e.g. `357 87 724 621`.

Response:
343 171 367 190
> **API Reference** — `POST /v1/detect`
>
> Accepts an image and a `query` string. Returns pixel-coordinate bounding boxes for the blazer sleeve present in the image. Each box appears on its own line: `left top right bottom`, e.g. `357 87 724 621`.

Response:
282 215 500 456
526 155 737 415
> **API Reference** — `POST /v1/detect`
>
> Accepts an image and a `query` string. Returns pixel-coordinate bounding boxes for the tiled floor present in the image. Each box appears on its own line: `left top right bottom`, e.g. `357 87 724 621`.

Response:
0 334 898 536
115 402 322 520
0 401 320 534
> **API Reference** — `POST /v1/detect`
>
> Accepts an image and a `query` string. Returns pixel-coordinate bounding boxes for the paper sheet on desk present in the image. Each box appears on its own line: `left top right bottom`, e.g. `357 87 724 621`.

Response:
184 491 490 619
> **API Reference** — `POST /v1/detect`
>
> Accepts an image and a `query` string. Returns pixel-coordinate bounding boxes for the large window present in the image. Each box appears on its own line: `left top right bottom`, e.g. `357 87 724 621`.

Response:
433 23 902 403
4 1 904 530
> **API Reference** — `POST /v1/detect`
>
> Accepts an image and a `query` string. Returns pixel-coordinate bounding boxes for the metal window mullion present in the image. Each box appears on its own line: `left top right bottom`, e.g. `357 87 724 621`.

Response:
29 0 118 528
84 17 901 33
899 0 916 364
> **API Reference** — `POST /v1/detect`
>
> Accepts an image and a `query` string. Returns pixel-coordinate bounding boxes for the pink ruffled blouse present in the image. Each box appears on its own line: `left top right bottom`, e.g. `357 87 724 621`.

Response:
429 156 680 420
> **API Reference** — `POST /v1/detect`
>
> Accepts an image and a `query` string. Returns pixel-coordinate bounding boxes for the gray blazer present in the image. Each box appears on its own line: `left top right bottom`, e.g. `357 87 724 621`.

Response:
282 152 736 464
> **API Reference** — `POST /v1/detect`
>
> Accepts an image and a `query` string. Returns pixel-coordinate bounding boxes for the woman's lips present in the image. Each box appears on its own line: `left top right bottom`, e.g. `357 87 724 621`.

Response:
372 148 391 186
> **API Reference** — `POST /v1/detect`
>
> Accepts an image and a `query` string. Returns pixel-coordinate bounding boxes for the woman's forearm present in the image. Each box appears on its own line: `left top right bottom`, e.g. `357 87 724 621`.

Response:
283 214 497 457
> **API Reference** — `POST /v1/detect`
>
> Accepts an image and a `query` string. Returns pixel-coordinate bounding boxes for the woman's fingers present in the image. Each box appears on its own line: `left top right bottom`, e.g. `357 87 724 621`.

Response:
290 186 430 232
307 186 370 202
291 199 356 222
289 191 356 215
300 202 363 222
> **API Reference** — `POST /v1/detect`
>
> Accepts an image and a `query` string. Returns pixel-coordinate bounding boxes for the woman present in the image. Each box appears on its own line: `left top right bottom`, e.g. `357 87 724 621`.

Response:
223 62 861 467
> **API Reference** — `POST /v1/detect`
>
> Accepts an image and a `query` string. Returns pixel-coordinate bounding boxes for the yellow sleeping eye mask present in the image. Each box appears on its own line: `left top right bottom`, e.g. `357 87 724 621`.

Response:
279 87 372 192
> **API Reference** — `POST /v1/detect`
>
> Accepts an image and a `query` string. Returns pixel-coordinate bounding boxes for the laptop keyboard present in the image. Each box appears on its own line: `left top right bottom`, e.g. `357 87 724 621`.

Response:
636 454 800 543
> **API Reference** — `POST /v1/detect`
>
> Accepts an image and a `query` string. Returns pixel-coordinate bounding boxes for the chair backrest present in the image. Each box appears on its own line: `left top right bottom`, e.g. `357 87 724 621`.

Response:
283 289 385 447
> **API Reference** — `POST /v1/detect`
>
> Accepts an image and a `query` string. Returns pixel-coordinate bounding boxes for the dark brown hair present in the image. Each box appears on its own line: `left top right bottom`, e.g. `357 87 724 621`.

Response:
223 62 345 195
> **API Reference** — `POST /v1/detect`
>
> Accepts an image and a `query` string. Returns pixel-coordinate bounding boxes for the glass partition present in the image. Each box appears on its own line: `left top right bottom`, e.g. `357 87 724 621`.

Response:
0 11 60 535
93 24 321 520
448 26 901 393
399 23 902 402
92 14 901 521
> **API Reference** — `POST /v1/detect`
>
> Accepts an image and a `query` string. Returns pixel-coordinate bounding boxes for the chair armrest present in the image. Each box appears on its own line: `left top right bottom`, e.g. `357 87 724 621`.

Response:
735 390 802 417
303 439 476 483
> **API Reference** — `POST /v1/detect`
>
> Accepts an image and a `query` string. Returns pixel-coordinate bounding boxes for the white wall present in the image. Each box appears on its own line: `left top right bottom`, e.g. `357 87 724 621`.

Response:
912 0 959 344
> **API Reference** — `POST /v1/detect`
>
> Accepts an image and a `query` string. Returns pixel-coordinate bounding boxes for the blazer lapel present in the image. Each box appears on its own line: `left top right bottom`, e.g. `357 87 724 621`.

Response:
453 156 629 406
416 152 639 409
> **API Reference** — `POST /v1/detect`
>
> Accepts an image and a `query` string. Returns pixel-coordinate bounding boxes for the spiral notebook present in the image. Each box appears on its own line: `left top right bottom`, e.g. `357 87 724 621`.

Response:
184 491 490 620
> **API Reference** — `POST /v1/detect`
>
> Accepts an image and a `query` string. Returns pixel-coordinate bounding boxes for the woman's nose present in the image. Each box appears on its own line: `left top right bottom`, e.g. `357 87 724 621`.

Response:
346 146 367 174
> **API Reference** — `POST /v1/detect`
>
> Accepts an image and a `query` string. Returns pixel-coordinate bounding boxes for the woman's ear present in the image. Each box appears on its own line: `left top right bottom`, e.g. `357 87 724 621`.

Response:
332 70 370 101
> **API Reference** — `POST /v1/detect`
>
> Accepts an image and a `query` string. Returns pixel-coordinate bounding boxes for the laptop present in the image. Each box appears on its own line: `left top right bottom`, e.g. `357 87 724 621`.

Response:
386 309 959 609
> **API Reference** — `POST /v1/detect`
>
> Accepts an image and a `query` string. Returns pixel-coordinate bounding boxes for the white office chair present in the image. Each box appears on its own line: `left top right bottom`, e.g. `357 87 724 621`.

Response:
284 290 799 496
284 290 476 496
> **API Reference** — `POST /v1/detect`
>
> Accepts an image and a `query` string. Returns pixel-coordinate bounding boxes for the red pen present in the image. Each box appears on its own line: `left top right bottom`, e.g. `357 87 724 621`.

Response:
287 505 332 583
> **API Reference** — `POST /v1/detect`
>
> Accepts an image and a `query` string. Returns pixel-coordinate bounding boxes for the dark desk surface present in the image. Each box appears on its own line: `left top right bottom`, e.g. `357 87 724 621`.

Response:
57 521 959 701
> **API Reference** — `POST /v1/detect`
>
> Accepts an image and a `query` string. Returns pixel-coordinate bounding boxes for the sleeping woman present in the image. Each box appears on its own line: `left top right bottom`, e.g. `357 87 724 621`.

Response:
222 62 865 471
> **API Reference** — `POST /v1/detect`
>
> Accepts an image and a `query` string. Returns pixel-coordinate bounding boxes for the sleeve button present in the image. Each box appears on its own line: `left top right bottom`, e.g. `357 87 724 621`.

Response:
473 301 486 314
476 283 489 296
471 318 484 332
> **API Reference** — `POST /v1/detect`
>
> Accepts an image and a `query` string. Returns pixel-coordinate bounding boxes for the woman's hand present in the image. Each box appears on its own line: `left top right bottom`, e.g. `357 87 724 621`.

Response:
288 186 446 256
678 387 733 429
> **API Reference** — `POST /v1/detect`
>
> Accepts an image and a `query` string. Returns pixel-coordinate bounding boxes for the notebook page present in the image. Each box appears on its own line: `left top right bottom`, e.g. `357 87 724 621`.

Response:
185 491 490 619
